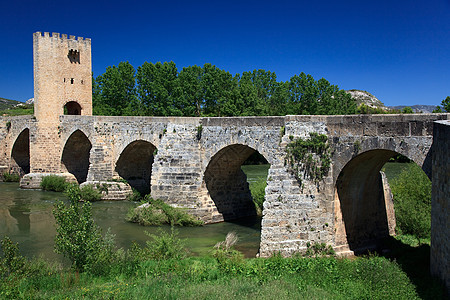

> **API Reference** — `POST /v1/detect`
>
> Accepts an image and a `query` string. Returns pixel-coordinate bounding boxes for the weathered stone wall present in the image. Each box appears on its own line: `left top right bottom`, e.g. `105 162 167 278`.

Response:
0 116 35 175
1 113 449 259
430 120 449 294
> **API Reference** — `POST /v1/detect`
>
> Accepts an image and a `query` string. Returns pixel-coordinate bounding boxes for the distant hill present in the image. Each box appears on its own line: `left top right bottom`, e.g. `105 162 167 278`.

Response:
346 90 439 113
345 90 386 109
388 105 438 114
0 97 22 110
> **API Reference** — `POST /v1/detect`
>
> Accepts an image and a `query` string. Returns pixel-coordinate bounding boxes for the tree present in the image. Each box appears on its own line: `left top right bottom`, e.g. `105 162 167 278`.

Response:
137 61 181 116
401 106 414 114
94 61 138 116
441 96 450 112
178 65 205 117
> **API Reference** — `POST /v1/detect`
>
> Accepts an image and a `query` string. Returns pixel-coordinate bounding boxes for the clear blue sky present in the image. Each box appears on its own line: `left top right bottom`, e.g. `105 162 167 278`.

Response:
1 0 449 106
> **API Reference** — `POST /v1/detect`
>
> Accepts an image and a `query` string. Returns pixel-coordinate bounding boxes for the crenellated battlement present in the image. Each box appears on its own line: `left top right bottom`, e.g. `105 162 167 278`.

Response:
34 31 91 44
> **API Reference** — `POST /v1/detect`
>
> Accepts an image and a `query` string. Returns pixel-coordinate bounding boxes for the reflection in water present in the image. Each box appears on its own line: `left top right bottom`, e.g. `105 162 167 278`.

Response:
0 182 261 262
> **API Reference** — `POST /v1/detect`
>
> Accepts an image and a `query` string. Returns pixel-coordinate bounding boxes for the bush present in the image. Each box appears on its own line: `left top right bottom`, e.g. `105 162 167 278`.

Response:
127 196 203 226
304 242 335 257
53 184 105 271
79 184 102 201
41 175 68 192
2 173 20 182
136 227 187 260
0 236 26 278
390 164 431 240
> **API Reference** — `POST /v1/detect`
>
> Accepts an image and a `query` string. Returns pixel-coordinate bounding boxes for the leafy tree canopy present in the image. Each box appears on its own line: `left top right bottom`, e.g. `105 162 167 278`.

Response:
92 62 358 117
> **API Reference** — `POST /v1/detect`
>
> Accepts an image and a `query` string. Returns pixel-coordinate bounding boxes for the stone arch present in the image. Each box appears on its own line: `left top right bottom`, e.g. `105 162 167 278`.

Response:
64 101 82 115
115 140 156 195
61 130 92 183
334 149 418 253
204 143 269 222
10 128 30 176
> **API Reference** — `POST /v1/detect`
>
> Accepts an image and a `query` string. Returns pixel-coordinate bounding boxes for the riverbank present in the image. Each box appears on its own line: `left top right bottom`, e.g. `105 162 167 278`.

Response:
0 236 444 299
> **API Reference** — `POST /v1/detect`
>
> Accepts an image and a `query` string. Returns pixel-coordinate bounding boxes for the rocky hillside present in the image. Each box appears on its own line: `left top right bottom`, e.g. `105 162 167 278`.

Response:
345 90 386 109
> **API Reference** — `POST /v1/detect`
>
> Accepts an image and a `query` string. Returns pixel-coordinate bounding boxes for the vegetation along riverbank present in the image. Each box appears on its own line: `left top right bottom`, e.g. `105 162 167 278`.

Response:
0 161 445 298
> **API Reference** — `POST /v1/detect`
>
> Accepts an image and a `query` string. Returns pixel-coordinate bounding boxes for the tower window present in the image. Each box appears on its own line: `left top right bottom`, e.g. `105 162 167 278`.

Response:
68 49 80 63
71 78 74 84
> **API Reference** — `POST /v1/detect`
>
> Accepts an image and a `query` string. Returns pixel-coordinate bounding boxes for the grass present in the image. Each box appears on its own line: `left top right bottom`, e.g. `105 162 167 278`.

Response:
0 104 34 116
1 249 432 299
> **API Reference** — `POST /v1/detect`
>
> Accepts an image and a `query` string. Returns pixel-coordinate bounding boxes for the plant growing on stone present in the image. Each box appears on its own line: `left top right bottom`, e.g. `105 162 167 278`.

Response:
2 173 20 182
304 242 335 257
80 184 103 201
196 124 203 140
285 132 331 186
40 175 68 192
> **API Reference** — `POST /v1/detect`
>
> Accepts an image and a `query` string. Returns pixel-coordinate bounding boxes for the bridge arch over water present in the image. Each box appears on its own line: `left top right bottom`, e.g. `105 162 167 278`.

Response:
115 140 157 195
10 128 30 176
203 143 270 222
61 129 92 183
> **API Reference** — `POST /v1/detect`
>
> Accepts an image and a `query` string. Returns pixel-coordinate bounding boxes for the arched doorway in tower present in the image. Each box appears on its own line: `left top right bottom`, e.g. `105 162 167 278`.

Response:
204 144 270 223
11 128 30 176
64 101 82 115
61 130 92 183
335 149 431 254
115 140 156 195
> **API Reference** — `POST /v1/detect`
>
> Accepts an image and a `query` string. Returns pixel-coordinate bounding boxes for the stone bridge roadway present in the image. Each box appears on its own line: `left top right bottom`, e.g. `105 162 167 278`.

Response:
1 113 449 258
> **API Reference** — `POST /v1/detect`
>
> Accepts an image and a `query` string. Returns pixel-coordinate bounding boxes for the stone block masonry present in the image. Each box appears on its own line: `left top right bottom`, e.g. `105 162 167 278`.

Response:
430 120 450 294
1 113 449 260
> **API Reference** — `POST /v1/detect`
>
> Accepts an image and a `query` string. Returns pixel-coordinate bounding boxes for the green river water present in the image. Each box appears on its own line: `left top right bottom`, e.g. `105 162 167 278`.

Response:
0 162 409 263
0 165 270 262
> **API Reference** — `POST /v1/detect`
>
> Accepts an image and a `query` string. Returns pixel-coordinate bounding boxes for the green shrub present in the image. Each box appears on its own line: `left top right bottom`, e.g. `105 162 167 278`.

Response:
79 184 102 202
2 173 20 182
304 242 335 257
0 236 26 278
390 164 431 240
53 184 105 271
140 227 187 260
249 178 266 215
127 196 203 226
40 175 68 192
286 132 331 185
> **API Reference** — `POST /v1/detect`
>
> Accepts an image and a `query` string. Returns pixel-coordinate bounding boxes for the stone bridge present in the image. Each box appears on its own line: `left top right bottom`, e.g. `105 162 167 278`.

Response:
1 31 448 291
1 113 448 260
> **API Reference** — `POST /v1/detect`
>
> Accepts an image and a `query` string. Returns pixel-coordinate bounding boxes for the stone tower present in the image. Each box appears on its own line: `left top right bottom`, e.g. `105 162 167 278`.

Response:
33 32 92 122
30 32 92 174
